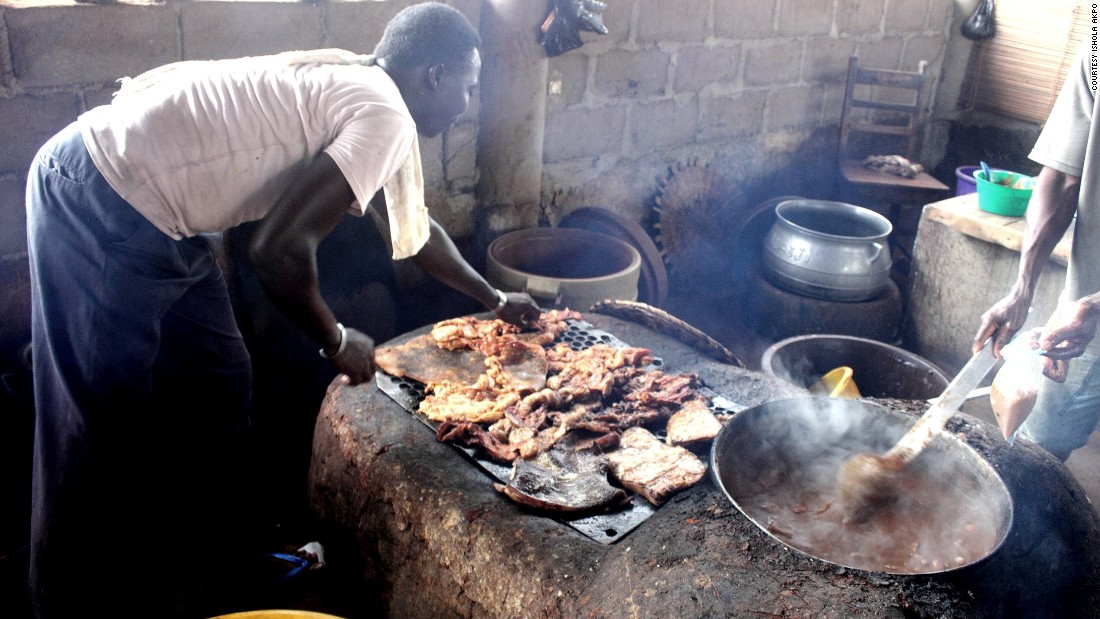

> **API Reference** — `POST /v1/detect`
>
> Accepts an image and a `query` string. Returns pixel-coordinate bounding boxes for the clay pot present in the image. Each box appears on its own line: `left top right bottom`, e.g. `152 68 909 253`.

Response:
486 227 640 311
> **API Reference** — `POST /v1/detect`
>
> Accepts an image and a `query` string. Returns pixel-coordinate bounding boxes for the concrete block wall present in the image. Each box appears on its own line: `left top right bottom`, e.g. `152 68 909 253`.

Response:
541 0 954 228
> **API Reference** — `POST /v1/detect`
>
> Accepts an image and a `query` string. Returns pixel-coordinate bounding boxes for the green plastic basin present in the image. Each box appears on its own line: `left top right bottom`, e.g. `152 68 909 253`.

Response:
975 169 1035 217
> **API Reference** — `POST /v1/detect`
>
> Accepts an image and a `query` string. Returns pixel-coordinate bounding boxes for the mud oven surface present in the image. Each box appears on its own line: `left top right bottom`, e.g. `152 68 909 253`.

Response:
307 314 1100 618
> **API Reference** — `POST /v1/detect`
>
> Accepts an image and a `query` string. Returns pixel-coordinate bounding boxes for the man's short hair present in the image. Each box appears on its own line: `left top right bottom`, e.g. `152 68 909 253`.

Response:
374 2 481 71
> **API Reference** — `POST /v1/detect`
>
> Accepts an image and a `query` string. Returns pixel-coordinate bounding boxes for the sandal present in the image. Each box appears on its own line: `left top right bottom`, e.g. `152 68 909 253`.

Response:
266 541 326 586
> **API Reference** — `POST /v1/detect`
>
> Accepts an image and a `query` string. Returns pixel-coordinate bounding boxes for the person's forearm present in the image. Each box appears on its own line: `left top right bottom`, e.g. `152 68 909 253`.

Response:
252 244 343 352
248 153 352 354
1079 291 1100 316
413 218 501 310
1012 166 1080 300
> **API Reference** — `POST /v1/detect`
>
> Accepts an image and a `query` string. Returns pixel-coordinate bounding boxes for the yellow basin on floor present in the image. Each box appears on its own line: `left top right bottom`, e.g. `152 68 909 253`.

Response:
211 611 348 619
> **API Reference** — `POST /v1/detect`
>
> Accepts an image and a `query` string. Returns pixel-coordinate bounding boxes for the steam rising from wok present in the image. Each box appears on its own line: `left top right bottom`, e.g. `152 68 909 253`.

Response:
710 397 1013 575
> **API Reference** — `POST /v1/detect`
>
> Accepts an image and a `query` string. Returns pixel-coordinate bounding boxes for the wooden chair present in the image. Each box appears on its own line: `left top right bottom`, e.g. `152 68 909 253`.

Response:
836 55 950 271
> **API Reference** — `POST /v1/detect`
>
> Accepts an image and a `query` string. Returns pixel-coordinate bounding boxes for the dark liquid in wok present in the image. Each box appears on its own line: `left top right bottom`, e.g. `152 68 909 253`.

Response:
738 453 1001 574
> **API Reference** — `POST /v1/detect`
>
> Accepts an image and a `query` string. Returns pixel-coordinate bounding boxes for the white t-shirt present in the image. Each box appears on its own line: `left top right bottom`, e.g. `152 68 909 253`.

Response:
1029 44 1100 316
78 57 429 258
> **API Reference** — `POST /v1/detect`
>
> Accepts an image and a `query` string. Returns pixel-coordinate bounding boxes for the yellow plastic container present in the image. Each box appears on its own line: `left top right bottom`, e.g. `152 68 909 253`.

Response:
975 169 1035 217
810 366 862 398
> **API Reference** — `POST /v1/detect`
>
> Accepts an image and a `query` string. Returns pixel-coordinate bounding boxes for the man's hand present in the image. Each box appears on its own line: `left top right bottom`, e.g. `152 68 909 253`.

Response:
494 291 541 327
1038 296 1100 363
974 291 1033 357
1014 327 1069 383
329 327 377 385
1041 357 1070 383
1008 296 1100 383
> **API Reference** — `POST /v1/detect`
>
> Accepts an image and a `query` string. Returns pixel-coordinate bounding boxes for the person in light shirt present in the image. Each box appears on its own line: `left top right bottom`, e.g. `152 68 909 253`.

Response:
24 3 537 617
974 41 1100 462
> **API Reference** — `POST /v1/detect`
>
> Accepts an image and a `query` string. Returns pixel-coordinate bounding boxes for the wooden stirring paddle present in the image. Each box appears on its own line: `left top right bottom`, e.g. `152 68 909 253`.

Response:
837 338 999 523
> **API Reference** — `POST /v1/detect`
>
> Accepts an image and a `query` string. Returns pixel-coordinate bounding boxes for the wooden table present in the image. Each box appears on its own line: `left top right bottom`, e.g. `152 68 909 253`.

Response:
920 192 1072 266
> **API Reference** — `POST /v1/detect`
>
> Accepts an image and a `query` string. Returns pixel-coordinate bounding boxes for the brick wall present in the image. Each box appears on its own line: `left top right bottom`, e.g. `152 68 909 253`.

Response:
0 0 957 370
541 0 954 226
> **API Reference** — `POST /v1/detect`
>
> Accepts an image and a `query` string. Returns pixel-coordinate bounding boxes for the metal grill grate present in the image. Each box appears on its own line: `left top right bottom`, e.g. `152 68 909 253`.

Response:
374 319 742 544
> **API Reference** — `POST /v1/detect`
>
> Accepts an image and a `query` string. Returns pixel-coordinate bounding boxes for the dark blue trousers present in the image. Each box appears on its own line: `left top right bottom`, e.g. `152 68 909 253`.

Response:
26 123 254 618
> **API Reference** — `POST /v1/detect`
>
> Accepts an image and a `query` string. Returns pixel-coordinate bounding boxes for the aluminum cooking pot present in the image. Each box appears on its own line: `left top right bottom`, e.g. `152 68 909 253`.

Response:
761 199 893 301
710 397 1013 575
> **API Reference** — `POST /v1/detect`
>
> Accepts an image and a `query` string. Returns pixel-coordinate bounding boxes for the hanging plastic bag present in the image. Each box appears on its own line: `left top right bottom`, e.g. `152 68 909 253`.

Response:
989 332 1045 443
537 0 609 58
961 0 996 41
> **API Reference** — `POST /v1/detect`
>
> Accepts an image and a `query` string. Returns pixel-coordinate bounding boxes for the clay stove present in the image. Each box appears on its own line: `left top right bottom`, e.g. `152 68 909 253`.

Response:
307 313 1100 618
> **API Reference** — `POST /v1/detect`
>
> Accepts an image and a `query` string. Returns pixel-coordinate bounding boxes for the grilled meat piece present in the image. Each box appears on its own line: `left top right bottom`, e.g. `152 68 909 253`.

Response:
419 374 521 424
606 427 707 505
436 420 522 462
621 370 700 406
431 309 581 354
494 442 629 513
431 316 520 353
375 333 486 386
666 398 721 447
486 338 548 392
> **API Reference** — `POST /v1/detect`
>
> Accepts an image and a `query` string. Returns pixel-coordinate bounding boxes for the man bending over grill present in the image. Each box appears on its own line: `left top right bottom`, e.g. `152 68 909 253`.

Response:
24 3 538 617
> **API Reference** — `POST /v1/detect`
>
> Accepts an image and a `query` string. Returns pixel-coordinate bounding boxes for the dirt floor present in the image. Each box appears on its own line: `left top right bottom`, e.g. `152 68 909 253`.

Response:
0 505 368 619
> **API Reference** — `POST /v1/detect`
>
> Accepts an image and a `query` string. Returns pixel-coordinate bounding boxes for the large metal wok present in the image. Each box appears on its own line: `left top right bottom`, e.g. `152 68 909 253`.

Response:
711 397 1013 575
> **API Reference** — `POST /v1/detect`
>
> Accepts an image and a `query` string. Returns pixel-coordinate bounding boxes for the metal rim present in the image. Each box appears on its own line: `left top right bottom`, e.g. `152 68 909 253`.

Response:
774 199 893 241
